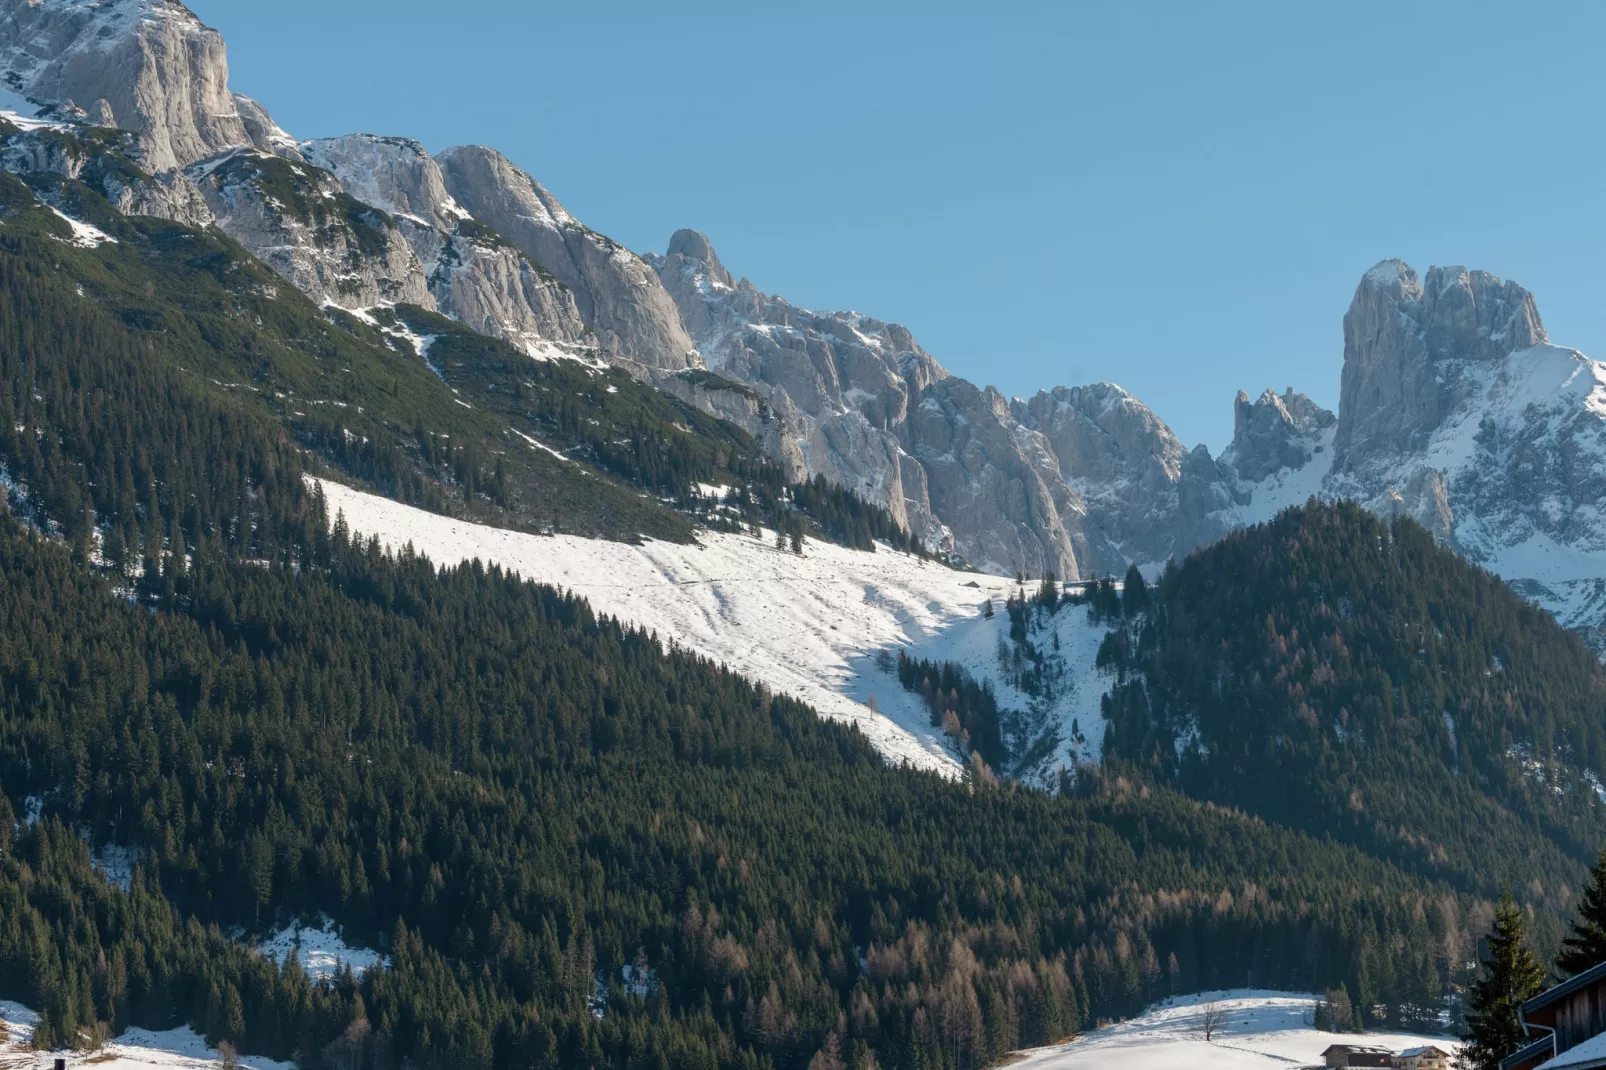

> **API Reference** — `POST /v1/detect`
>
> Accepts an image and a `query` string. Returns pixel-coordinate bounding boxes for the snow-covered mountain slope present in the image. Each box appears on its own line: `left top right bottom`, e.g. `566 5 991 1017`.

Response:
1011 991 1458 1070
316 478 1117 781
0 1001 291 1070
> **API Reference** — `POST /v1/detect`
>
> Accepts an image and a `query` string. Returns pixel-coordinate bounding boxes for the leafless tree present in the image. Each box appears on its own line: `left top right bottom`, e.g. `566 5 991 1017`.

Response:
1199 1000 1229 1042
216 1039 241 1070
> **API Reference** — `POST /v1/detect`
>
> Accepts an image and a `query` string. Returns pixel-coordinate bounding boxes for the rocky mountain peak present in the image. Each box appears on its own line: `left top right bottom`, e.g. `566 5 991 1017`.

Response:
664 228 733 289
302 134 468 232
438 145 698 370
1336 259 1547 471
0 0 254 172
1226 387 1335 483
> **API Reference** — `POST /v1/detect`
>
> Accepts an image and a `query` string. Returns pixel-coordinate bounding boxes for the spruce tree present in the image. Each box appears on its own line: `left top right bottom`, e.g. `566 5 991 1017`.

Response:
1558 848 1606 977
1457 894 1546 1070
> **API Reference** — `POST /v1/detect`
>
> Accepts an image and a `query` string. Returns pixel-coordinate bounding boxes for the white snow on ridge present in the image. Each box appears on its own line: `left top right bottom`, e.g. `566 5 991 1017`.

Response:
313 478 1091 777
1011 991 1458 1070
0 86 63 131
44 205 117 248
1225 426 1337 528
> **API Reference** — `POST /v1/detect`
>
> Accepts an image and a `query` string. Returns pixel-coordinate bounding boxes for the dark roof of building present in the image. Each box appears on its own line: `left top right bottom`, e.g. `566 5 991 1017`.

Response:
1522 959 1606 1017
1320 1046 1394 1055
1501 1036 1556 1070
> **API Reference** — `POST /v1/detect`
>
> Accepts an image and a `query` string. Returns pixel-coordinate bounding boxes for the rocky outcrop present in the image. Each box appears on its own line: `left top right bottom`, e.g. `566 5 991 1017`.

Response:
1226 387 1335 483
187 149 432 309
903 380 1082 576
1335 260 1545 475
0 122 212 226
302 135 591 356
650 228 948 538
233 93 300 160
1013 383 1237 567
437 145 698 370
651 228 1161 574
0 0 252 172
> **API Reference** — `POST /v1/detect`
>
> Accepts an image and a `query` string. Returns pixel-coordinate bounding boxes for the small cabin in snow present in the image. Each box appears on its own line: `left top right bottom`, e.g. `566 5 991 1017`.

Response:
1392 1046 1451 1070
1323 1046 1394 1068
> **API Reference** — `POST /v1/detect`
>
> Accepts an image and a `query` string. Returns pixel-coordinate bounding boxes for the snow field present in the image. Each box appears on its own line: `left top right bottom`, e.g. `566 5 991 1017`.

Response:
0 1001 292 1070
1011 991 1459 1070
315 478 1116 778
256 918 384 981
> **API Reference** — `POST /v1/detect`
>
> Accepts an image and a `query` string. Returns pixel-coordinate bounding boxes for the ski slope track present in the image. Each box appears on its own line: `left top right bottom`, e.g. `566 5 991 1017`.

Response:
316 478 1115 779
1011 991 1460 1070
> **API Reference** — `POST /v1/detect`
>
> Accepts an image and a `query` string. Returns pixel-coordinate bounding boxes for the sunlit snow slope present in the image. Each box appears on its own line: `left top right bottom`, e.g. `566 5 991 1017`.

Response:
0 1001 292 1070
1011 991 1459 1070
317 478 1115 778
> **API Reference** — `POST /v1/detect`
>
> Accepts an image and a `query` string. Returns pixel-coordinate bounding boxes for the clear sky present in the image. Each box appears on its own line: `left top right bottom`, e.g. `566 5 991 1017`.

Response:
190 0 1606 452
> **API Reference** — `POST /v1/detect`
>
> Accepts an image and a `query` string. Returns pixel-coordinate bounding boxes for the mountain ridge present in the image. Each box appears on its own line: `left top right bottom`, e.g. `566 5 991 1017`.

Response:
4 1 1606 651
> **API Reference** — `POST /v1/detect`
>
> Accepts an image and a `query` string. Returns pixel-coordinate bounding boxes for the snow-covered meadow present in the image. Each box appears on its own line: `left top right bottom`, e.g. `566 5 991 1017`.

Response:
256 918 384 981
0 1001 292 1070
315 478 1116 780
1011 991 1459 1070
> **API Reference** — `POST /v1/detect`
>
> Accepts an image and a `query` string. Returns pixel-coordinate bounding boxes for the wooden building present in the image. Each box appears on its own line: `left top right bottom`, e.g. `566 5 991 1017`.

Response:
1323 1045 1395 1068
1503 959 1606 1069
1393 1046 1451 1070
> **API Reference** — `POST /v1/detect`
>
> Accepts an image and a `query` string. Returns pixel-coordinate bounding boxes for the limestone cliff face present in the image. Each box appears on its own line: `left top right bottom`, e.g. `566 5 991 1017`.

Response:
186 149 433 310
0 122 212 226
1228 387 1336 484
301 135 591 357
1013 384 1237 569
648 228 1149 574
1335 259 1544 476
437 145 698 370
0 0 253 173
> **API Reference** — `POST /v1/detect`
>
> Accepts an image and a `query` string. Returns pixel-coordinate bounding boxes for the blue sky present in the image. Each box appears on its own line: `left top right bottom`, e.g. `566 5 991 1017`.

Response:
192 1 1606 451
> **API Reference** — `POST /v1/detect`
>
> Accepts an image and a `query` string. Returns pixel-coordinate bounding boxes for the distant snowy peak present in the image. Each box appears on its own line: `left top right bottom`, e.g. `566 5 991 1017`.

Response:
1224 260 1606 647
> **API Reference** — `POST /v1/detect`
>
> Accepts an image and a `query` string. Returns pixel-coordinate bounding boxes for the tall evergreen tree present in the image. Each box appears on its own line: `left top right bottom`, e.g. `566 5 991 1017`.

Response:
1457 894 1546 1070
1558 848 1606 977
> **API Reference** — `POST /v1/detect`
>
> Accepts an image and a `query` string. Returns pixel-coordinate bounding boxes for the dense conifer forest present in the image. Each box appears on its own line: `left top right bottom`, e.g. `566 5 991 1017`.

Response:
1098 502 1606 918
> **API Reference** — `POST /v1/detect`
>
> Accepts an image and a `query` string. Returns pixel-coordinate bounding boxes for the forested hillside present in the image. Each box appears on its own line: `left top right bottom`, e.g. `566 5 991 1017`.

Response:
0 511 1472 1070
1099 501 1606 920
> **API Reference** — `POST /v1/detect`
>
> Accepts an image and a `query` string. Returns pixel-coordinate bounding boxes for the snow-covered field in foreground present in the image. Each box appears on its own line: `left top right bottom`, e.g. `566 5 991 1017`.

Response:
1011 991 1458 1070
0 1001 292 1070
316 478 1115 779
